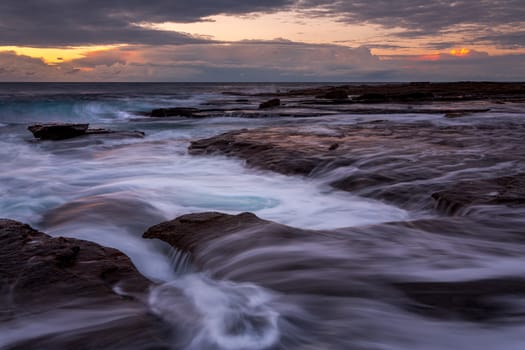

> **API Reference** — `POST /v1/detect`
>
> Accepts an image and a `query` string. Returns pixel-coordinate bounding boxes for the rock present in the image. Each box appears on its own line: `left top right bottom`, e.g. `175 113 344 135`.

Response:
328 143 339 151
270 82 525 103
27 124 145 141
352 92 434 103
0 219 170 349
444 111 472 118
144 212 525 322
143 212 269 255
189 128 322 175
150 107 200 117
258 98 281 109
85 129 145 138
318 88 348 100
189 121 525 210
28 123 89 140
432 174 525 215
394 278 525 321
353 93 389 103
394 92 434 101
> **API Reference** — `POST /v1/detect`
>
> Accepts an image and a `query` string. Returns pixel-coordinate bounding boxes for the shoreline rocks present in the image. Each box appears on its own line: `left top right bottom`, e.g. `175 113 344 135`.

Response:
143 211 525 322
145 82 520 120
189 121 525 211
0 219 170 349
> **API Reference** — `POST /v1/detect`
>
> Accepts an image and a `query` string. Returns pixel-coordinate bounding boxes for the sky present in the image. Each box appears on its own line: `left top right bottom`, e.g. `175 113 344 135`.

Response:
0 0 524 82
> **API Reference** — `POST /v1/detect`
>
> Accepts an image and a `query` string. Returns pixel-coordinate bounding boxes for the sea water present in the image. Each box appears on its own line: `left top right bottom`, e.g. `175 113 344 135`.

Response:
1 83 525 349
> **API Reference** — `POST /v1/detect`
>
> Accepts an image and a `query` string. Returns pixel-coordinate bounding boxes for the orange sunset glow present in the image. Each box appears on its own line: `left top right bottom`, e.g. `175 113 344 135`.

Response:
450 48 471 57
0 45 125 64
0 1 524 81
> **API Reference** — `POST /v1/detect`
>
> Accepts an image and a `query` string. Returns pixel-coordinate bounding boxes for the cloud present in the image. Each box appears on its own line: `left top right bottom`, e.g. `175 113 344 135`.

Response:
2 41 523 82
299 0 525 47
1 1 523 51
0 0 297 46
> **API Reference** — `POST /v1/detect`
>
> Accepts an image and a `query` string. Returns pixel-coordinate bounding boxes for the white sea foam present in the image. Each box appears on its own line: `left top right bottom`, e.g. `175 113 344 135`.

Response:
149 274 280 350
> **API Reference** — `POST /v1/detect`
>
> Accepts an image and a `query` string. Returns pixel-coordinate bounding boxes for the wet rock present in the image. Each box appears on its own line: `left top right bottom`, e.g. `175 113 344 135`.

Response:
86 129 145 138
143 212 270 254
432 174 525 215
150 107 200 117
28 123 145 141
353 92 434 103
189 121 525 209
394 278 525 321
395 92 435 101
144 212 525 322
353 93 389 103
259 98 281 109
318 88 348 100
274 82 525 102
0 219 170 349
28 123 89 140
40 194 166 233
445 111 471 118
328 143 339 151
189 129 322 175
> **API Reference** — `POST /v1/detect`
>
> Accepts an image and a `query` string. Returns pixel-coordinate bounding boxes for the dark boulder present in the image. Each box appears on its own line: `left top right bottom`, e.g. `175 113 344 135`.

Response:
27 124 144 141
258 98 281 109
28 123 89 140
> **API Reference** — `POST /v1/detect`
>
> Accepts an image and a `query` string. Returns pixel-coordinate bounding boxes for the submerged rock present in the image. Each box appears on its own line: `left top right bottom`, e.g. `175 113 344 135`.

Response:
150 107 200 117
394 278 525 321
28 123 89 140
259 98 281 109
144 211 525 322
318 88 348 100
189 121 525 210
432 173 525 215
0 219 170 349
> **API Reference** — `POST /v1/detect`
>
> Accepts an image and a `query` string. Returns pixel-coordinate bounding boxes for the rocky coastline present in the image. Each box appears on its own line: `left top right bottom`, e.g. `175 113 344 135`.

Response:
3 82 525 347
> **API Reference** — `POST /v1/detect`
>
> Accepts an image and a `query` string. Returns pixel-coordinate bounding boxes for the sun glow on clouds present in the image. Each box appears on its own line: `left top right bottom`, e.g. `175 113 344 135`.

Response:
0 45 126 64
139 11 385 46
450 48 471 56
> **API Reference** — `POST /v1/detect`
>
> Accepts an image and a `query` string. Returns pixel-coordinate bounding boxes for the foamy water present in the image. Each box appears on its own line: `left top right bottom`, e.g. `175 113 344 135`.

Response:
1 83 525 350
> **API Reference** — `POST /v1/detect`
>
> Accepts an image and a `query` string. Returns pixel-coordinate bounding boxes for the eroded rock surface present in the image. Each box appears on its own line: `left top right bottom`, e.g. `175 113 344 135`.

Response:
0 219 170 350
189 121 525 210
144 212 525 322
432 174 525 215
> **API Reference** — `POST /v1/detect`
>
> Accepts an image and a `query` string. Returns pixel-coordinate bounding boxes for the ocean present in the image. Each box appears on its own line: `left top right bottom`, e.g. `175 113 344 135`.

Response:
1 82 525 349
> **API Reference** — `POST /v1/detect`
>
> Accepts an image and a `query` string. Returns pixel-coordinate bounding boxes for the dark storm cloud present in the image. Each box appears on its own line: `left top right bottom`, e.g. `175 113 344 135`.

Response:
302 0 524 30
301 0 525 43
0 0 295 46
2 0 523 47
474 31 525 49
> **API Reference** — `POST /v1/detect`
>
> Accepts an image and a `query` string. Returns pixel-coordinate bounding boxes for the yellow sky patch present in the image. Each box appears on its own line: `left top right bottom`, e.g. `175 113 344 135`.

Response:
0 45 125 64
